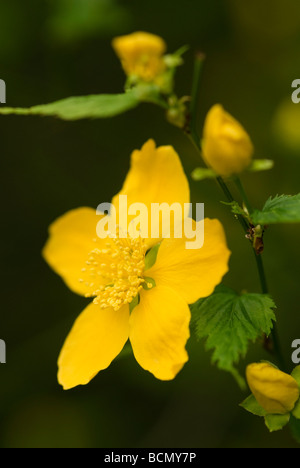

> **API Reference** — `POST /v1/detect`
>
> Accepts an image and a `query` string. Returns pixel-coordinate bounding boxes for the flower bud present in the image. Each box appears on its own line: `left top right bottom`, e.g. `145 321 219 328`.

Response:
202 104 254 177
112 32 166 82
246 363 300 415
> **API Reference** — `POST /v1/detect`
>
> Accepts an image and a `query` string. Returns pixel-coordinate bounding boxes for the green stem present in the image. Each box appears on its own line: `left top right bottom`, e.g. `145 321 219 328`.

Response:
216 176 250 234
254 253 286 371
234 177 285 369
184 55 286 371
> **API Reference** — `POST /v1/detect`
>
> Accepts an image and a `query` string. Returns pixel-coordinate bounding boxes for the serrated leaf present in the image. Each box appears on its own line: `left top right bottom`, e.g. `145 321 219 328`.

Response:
0 93 139 121
264 413 290 432
191 167 217 181
240 394 267 417
248 159 274 172
191 286 276 377
251 194 300 225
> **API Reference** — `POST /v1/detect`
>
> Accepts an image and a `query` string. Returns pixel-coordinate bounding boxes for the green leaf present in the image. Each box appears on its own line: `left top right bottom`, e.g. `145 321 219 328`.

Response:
240 394 267 417
191 286 276 378
291 366 300 388
191 167 217 181
144 243 161 271
221 201 247 218
0 93 139 121
251 194 300 225
264 413 290 432
129 294 140 314
142 277 156 290
248 159 274 172
292 400 300 419
290 415 300 444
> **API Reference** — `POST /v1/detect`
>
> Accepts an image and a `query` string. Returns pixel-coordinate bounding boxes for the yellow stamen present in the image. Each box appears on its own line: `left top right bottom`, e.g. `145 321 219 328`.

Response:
80 232 147 311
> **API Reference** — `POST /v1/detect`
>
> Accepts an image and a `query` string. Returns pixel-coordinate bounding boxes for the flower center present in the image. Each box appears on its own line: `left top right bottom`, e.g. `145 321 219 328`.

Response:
80 233 148 311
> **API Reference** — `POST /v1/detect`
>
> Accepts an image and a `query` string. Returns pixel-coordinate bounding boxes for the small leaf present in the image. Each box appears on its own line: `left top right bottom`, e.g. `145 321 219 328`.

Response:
248 159 274 172
240 394 267 417
129 294 140 314
251 194 300 225
144 243 161 271
0 93 139 121
221 201 247 218
292 400 300 419
264 413 290 432
142 277 156 290
191 167 217 181
191 286 276 379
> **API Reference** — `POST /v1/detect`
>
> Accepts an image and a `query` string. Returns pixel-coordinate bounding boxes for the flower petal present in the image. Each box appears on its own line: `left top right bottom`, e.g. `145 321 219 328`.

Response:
58 302 129 390
129 286 191 380
43 207 101 295
112 139 190 247
246 363 300 415
146 218 231 304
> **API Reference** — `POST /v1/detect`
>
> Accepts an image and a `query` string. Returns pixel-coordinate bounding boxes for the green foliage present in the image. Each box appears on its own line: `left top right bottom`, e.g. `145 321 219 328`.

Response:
292 400 300 419
221 201 248 218
144 244 161 271
240 395 267 417
241 394 297 435
191 167 217 181
142 277 156 290
191 160 274 182
264 414 290 432
129 295 140 314
191 286 276 382
248 159 274 172
251 194 300 225
0 93 139 120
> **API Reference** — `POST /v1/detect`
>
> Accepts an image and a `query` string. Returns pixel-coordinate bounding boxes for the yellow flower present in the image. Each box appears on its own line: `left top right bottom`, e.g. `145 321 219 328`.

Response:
246 363 300 415
112 31 167 82
202 104 254 177
43 139 231 390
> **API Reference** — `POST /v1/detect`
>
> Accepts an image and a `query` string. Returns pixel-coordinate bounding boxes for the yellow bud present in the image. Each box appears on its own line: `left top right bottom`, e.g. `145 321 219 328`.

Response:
112 31 166 82
202 104 254 177
246 363 300 415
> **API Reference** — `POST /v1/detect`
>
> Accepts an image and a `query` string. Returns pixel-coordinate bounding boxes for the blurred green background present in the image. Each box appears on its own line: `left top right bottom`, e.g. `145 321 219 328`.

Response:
1 0 300 448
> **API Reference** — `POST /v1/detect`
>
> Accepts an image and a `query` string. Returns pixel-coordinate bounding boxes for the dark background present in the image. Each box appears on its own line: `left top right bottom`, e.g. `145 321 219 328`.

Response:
0 0 300 448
